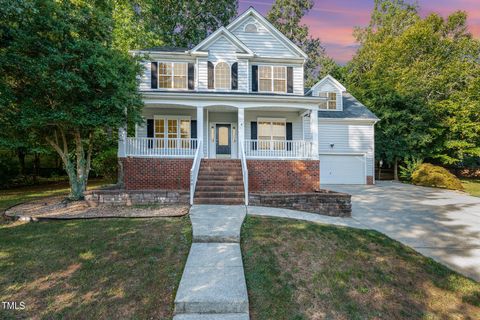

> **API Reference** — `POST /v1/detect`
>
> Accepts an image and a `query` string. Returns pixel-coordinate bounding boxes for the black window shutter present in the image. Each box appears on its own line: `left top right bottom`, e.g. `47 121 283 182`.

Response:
287 67 293 93
231 62 238 90
286 122 293 151
151 62 158 89
208 61 214 89
147 119 154 149
251 65 258 92
188 63 195 90
251 121 257 150
190 120 197 149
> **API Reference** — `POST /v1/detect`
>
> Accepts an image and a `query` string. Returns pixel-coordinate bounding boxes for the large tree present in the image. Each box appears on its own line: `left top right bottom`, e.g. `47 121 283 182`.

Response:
267 0 338 87
346 0 480 176
112 0 238 51
0 0 143 199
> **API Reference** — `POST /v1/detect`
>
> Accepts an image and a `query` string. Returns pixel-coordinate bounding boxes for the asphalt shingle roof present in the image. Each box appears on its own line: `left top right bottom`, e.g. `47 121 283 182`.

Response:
140 46 188 53
318 93 379 121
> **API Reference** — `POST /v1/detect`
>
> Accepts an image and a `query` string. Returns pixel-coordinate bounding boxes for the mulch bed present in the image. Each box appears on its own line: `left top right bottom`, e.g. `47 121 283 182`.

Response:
4 196 189 221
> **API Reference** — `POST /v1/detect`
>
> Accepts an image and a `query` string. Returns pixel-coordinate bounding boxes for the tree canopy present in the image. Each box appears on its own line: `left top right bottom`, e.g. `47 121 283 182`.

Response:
267 0 338 87
0 0 144 198
346 0 480 170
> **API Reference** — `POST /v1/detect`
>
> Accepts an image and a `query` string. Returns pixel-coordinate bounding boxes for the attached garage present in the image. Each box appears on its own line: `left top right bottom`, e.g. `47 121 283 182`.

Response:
320 154 366 184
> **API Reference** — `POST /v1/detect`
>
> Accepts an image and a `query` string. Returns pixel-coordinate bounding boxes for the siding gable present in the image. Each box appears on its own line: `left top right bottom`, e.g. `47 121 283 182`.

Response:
312 78 344 111
231 17 299 58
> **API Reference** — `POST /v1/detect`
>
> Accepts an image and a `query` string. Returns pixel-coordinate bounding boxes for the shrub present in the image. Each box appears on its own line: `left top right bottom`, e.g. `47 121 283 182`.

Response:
92 148 118 181
412 163 464 190
399 156 423 181
0 157 20 188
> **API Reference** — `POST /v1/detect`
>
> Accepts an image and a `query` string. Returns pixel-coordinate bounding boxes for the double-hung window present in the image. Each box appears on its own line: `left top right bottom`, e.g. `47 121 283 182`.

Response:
319 92 337 110
154 117 191 148
258 118 286 150
259 66 286 93
158 62 187 89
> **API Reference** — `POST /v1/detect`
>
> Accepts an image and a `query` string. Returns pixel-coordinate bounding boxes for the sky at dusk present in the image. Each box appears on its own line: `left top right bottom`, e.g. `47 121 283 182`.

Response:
238 0 480 64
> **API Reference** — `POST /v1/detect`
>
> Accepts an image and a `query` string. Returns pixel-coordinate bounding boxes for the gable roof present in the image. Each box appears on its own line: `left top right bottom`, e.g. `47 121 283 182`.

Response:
190 27 254 56
226 7 308 59
318 93 379 121
307 75 346 95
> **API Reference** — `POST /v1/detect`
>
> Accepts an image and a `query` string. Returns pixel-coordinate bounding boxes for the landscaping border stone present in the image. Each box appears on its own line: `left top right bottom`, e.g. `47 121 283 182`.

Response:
249 190 352 217
84 189 190 206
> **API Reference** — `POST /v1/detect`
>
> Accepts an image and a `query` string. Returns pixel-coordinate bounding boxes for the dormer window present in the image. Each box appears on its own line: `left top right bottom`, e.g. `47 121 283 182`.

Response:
215 62 230 89
245 23 258 33
319 92 337 110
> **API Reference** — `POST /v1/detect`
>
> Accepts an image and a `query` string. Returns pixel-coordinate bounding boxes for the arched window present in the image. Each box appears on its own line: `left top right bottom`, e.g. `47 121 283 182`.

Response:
245 23 257 33
215 62 230 89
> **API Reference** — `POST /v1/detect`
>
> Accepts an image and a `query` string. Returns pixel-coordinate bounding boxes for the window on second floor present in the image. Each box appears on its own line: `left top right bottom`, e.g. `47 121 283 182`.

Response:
259 66 286 93
158 62 187 89
215 62 230 89
319 92 337 110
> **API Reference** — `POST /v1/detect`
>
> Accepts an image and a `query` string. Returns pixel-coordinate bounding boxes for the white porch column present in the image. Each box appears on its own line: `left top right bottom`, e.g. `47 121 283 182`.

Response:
310 108 319 159
238 108 245 157
118 127 127 157
196 106 204 155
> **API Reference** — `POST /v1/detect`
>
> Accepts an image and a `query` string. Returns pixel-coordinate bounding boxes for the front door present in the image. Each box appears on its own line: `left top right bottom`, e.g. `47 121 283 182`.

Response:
216 124 231 156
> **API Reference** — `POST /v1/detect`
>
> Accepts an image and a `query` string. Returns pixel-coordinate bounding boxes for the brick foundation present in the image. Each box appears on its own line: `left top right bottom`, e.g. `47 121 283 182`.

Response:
249 190 351 217
247 160 320 193
121 158 193 190
367 176 374 185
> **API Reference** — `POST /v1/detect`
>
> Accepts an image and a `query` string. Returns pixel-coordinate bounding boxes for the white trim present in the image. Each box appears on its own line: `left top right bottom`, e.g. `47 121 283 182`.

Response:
210 122 237 159
318 118 379 124
153 115 192 140
244 23 258 33
226 7 308 59
190 27 254 56
256 118 287 142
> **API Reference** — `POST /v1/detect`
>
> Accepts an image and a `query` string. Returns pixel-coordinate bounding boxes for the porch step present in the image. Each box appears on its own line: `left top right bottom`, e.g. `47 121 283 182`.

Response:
196 185 244 192
194 159 245 205
194 198 244 205
195 191 245 198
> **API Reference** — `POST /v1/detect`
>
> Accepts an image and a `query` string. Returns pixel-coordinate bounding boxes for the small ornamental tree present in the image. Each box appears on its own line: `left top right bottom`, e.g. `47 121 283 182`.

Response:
0 0 143 199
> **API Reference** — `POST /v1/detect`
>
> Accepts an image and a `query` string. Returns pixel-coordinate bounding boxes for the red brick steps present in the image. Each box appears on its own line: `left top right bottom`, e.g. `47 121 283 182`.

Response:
194 159 245 205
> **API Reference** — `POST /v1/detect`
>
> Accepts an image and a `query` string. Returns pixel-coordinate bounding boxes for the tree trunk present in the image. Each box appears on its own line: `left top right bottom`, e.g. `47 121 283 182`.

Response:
17 148 26 175
32 153 40 184
394 158 399 181
46 128 93 201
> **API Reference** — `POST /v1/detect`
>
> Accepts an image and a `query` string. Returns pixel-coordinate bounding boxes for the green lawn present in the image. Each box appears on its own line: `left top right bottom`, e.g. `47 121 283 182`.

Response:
0 217 191 319
0 179 112 212
241 216 480 320
462 178 480 197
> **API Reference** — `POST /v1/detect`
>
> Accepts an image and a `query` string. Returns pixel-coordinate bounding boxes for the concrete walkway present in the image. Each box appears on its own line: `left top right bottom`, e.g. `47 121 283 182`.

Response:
174 205 249 320
249 181 480 282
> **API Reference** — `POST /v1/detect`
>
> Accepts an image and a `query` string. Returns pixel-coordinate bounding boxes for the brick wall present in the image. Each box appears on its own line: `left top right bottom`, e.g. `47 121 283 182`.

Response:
367 176 374 185
122 158 193 190
247 160 320 193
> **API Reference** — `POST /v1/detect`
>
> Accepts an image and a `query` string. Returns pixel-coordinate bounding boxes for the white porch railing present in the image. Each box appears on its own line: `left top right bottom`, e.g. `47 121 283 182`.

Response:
244 139 314 159
239 141 249 205
190 140 203 205
126 138 199 157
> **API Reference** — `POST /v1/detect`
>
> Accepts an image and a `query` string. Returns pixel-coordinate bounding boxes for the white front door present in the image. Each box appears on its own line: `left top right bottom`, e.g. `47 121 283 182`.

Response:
320 154 366 184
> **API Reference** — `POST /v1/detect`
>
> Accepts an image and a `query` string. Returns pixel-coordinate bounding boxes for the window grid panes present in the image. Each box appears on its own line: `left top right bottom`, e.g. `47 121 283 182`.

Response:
273 66 286 93
215 62 230 89
319 92 337 110
153 117 191 149
158 62 187 89
259 66 272 92
258 120 286 150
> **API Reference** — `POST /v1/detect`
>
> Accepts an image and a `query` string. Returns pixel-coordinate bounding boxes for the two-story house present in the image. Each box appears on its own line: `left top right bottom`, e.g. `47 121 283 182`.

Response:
118 7 379 205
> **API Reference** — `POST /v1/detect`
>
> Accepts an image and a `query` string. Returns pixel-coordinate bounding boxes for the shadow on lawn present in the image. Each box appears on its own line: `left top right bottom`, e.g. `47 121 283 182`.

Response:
241 216 480 320
0 217 191 319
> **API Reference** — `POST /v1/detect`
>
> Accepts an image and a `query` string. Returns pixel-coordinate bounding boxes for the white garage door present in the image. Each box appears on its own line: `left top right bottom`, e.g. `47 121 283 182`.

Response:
320 154 366 184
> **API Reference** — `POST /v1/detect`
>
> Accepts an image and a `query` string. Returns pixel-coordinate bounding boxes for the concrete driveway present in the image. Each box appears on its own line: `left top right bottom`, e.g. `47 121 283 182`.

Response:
325 181 480 282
